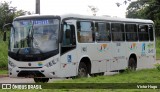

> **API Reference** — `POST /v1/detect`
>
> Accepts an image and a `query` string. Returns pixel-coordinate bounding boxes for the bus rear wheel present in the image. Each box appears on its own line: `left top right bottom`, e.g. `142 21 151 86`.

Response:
128 58 136 71
34 78 49 83
77 62 88 78
90 72 104 77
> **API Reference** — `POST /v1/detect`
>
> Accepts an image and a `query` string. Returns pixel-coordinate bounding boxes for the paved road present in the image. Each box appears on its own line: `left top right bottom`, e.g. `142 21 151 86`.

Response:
0 60 159 83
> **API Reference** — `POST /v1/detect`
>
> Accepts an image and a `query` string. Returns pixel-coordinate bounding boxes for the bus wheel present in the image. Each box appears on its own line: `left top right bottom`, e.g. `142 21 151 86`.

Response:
90 72 104 77
77 62 88 78
34 78 49 83
89 74 96 77
97 72 104 76
128 58 136 71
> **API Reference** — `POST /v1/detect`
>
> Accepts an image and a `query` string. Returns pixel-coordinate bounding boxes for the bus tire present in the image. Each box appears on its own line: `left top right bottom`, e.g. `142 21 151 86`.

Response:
89 73 96 77
34 78 49 83
77 62 88 78
128 58 136 71
90 72 104 77
98 72 104 76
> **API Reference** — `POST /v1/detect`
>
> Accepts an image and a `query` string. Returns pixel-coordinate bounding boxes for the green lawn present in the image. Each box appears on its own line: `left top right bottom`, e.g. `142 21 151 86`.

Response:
156 37 160 59
0 69 160 91
55 69 160 83
0 70 8 74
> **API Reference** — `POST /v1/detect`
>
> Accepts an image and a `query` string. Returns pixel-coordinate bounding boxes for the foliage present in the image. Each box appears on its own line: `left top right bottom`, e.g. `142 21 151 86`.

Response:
0 1 31 30
155 63 160 71
126 0 160 36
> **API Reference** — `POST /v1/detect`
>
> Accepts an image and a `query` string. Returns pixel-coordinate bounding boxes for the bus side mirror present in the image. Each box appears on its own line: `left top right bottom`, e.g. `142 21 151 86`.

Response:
60 24 63 43
3 31 6 41
3 23 12 41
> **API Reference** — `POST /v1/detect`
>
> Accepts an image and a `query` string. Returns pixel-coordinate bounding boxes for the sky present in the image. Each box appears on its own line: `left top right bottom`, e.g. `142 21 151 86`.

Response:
1 0 134 18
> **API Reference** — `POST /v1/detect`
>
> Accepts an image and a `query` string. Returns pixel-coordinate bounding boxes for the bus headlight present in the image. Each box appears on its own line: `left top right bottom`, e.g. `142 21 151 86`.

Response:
45 58 59 67
8 61 16 68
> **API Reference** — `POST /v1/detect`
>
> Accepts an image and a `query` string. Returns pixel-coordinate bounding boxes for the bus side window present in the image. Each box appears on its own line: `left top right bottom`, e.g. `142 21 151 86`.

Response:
138 25 149 41
77 21 94 43
61 24 76 54
111 23 125 41
62 24 76 46
95 22 111 42
125 24 138 41
149 25 154 41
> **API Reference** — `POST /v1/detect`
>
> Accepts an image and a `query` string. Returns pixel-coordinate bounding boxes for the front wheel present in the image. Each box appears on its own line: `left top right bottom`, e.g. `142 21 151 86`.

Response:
77 62 88 78
34 78 49 83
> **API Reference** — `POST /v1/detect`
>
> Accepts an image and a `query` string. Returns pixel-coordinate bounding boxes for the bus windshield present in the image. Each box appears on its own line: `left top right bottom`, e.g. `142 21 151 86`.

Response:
10 19 59 55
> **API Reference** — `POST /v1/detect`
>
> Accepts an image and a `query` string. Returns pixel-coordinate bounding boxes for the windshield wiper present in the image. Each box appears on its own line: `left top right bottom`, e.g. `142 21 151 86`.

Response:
16 48 21 56
26 25 44 57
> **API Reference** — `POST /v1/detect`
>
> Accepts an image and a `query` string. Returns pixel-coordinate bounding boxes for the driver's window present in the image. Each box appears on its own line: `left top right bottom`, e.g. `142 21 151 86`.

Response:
62 24 76 46
61 23 76 54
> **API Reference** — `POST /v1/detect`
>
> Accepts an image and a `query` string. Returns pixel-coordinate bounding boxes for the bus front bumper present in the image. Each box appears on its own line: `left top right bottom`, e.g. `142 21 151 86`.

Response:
8 66 63 78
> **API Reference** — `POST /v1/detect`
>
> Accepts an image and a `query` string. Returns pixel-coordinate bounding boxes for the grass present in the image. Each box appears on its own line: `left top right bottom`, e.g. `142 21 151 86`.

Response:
0 41 8 69
0 70 8 74
0 69 160 91
156 37 160 59
55 69 160 83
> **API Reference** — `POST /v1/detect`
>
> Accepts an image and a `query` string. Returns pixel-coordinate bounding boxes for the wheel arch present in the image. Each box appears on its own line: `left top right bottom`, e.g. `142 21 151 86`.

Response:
78 56 91 74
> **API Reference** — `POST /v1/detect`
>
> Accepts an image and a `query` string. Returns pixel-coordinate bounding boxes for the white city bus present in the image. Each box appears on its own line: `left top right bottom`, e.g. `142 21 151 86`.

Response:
3 14 156 82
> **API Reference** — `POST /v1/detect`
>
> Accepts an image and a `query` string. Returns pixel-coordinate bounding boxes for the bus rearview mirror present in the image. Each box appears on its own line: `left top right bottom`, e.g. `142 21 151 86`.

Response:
3 31 6 41
3 23 12 41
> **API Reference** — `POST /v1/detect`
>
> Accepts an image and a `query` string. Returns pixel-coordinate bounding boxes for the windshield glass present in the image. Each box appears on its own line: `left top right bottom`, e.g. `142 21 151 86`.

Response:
10 19 59 54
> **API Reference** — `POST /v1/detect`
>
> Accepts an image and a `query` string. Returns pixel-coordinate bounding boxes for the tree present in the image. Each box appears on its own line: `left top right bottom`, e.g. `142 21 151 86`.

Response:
0 1 31 30
126 0 160 36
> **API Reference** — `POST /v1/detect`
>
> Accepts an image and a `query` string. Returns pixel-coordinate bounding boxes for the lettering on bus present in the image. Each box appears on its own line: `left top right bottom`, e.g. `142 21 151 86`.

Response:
114 56 125 59
116 43 121 46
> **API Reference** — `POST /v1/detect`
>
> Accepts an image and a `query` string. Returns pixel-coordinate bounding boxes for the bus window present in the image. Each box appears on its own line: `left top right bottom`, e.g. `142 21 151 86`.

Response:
125 24 138 41
138 25 149 41
95 22 111 42
77 21 94 43
111 23 125 41
62 24 76 46
149 25 154 41
61 24 76 54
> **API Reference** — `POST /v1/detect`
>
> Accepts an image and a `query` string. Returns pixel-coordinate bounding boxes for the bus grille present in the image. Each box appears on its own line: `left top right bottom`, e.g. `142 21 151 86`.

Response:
17 71 45 78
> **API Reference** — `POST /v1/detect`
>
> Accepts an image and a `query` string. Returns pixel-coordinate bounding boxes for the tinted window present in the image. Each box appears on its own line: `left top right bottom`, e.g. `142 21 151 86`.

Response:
138 25 149 41
111 23 125 41
149 25 154 41
77 21 94 43
95 22 111 41
125 24 138 41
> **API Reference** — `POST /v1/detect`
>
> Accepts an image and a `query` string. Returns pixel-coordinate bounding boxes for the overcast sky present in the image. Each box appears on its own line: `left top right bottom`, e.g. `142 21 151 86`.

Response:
1 0 134 18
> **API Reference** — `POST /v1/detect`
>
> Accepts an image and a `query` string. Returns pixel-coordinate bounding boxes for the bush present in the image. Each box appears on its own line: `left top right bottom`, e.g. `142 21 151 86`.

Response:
155 64 160 71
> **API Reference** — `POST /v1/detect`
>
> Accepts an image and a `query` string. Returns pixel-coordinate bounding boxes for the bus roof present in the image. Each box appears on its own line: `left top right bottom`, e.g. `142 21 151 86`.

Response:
14 14 154 24
60 14 154 24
